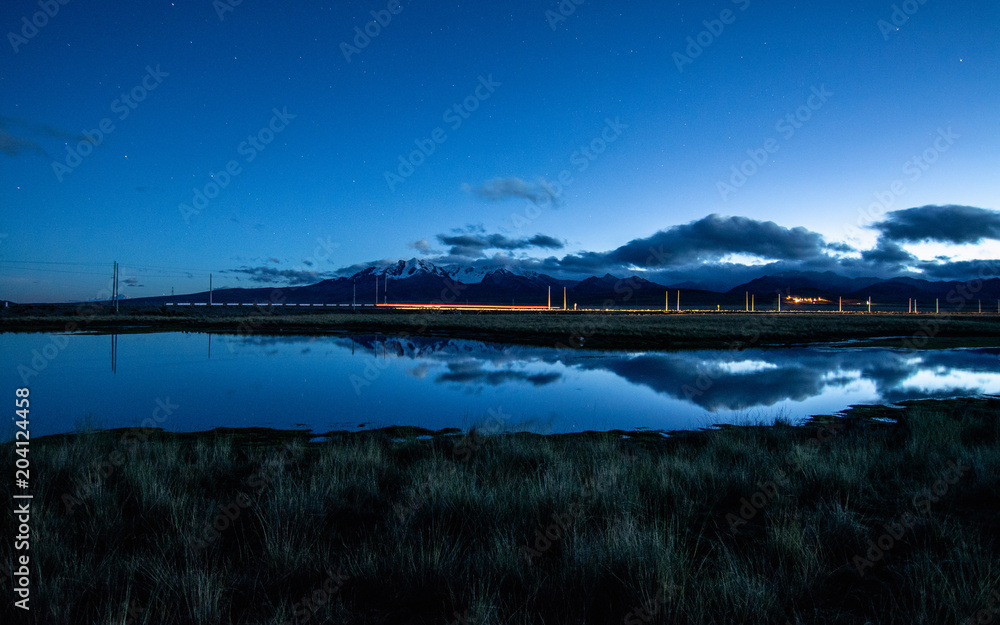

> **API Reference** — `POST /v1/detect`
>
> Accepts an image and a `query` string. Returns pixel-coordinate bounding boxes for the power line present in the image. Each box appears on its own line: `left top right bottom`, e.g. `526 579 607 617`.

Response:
0 266 113 276
0 260 214 278
0 260 111 267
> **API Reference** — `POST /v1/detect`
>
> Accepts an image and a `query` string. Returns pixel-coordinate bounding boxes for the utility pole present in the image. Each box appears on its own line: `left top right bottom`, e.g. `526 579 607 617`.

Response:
868 298 871 314
209 273 213 305
548 286 551 309
936 299 939 315
113 261 119 313
375 275 378 306
563 287 567 310
665 291 669 312
751 294 754 312
778 295 781 312
745 291 749 312
839 296 842 313
352 280 356 309
676 290 680 312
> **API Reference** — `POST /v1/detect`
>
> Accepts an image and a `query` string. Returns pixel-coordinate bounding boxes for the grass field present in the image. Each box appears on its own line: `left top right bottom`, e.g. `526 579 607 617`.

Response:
3 397 999 624
3 305 1000 350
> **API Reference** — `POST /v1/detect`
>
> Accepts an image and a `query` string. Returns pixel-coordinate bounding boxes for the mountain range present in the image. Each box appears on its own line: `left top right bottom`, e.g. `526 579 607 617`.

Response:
116 259 1000 310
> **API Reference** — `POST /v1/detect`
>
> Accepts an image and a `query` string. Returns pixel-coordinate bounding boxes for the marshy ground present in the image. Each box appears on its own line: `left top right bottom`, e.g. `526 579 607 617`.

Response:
3 305 1000 350
3 396 999 624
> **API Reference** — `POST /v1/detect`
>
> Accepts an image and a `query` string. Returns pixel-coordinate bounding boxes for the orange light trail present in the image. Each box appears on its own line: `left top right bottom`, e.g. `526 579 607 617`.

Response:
377 303 552 311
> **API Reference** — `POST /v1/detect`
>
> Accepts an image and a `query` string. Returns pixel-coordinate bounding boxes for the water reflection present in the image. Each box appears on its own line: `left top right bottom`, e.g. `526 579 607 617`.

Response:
324 335 1000 412
2 331 998 437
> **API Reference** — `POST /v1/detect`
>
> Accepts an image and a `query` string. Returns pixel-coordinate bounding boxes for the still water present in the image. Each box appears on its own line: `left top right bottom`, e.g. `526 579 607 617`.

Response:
3 332 1000 438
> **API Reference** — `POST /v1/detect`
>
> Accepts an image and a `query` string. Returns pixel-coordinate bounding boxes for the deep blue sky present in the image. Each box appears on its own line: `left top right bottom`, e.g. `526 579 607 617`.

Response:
1 0 998 301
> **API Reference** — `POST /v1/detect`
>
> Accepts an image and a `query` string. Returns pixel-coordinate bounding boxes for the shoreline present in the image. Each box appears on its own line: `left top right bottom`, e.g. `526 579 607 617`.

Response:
3 309 1000 350
14 395 1000 444
7 396 999 624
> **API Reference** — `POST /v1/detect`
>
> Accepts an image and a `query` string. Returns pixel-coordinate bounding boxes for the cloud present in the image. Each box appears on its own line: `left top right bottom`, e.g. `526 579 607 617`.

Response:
916 259 1000 280
0 115 93 159
223 266 335 285
0 130 46 157
410 239 434 254
527 234 564 249
436 361 562 387
552 215 830 272
436 231 565 258
861 239 915 270
875 205 1000 244
324 209 1000 289
331 212 909 288
463 177 558 206
122 277 144 287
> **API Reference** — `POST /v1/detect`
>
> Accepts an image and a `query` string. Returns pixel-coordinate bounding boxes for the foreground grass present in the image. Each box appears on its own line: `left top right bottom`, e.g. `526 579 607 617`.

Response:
4 307 1000 350
3 398 1000 624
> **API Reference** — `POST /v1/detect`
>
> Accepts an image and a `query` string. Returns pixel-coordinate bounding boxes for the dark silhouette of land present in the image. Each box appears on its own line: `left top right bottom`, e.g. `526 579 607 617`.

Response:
6 397 999 624
3 304 1000 350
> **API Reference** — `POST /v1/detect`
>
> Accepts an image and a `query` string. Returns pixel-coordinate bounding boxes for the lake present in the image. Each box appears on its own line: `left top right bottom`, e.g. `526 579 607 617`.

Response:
4 331 1000 438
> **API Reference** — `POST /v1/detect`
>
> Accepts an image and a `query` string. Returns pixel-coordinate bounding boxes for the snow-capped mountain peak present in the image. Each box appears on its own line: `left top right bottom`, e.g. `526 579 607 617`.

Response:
350 258 448 280
444 264 541 284
382 258 448 279
349 259 549 284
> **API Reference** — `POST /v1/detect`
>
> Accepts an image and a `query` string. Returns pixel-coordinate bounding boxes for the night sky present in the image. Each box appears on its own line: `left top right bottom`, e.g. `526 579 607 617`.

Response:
1 0 997 302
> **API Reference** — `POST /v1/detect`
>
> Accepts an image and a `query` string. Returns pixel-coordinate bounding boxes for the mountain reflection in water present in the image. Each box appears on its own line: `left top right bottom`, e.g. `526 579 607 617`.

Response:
2 332 998 437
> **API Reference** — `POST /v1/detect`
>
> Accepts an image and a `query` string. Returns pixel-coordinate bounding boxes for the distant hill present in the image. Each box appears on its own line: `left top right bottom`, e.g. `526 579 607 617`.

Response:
726 271 884 296
116 260 1000 310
